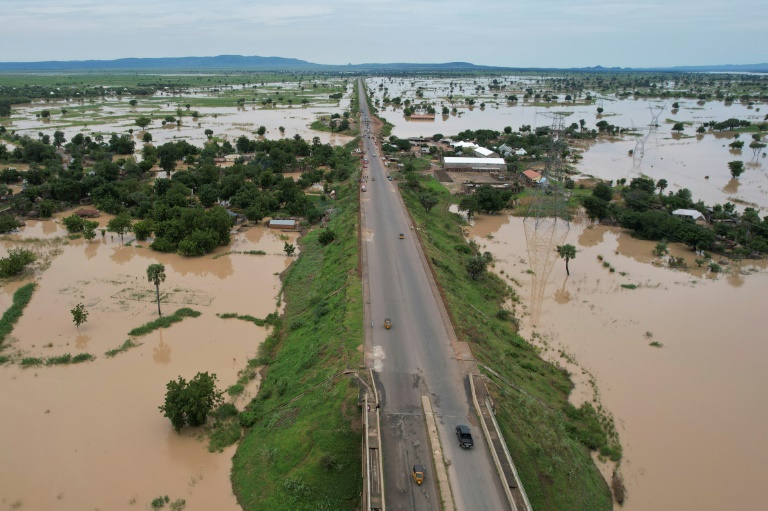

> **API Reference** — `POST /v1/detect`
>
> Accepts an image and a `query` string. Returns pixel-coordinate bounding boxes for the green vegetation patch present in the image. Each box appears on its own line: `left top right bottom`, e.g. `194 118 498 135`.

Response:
232 180 363 511
128 308 201 337
0 283 36 347
217 311 279 327
44 353 95 365
400 178 614 510
105 339 141 357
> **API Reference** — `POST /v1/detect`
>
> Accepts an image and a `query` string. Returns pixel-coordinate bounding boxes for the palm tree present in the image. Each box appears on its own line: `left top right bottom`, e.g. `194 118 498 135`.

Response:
556 244 577 276
656 179 668 196
146 264 166 316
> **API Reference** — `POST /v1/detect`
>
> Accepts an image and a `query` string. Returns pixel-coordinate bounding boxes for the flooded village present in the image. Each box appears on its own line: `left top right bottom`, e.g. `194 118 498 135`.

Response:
1 70 767 510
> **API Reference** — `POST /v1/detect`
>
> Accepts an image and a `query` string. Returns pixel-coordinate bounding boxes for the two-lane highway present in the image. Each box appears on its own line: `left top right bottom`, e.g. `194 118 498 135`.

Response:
358 80 509 511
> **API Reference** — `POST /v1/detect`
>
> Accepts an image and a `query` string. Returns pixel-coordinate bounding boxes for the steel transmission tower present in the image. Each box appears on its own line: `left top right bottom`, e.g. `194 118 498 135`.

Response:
523 112 571 325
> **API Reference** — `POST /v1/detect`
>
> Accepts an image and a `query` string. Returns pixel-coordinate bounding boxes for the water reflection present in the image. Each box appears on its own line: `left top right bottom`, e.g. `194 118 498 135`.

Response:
153 333 171 365
75 334 91 350
553 276 571 304
84 240 99 260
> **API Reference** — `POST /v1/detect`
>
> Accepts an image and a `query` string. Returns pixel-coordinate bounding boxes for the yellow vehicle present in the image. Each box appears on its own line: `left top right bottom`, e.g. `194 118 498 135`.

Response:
399 233 404 239
412 464 426 485
384 318 391 330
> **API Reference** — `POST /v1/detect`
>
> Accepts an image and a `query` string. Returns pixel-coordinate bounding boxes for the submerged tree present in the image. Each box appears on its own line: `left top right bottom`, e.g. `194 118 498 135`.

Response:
556 244 577 276
159 372 222 433
146 263 166 316
71 303 88 331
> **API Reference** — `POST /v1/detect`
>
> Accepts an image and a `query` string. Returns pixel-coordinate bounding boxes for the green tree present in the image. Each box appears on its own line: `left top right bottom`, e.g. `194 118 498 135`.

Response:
62 214 85 233
656 179 668 196
0 215 20 234
135 116 152 131
146 263 166 316
256 126 266 136
284 242 295 256
418 192 439 213
129 99 138 107
728 160 745 178
142 132 153 143
556 244 577 276
159 372 222 433
133 220 153 241
71 303 88 331
459 195 479 221
672 122 685 133
157 142 179 176
466 255 488 280
107 214 132 242
82 220 99 241
53 130 66 147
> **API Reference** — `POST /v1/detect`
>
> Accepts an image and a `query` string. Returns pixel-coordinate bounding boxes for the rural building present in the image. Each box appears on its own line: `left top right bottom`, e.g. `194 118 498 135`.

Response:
268 219 297 230
473 147 498 158
672 209 707 225
521 170 543 184
408 114 435 121
75 209 100 218
443 157 506 172
449 141 480 150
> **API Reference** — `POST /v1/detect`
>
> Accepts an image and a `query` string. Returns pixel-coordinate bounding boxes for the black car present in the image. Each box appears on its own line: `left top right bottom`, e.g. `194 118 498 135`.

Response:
456 425 473 448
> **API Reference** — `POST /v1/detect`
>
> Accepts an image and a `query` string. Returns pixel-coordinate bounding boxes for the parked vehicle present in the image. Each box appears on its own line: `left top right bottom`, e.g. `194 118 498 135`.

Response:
384 318 391 329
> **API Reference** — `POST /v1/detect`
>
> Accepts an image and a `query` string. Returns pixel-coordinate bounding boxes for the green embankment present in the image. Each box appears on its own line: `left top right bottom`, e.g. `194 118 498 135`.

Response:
232 180 363 511
401 179 614 510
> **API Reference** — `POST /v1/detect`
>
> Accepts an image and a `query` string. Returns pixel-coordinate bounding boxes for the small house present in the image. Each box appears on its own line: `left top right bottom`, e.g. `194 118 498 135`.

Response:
672 209 707 225
268 219 297 230
75 209 100 218
522 170 543 184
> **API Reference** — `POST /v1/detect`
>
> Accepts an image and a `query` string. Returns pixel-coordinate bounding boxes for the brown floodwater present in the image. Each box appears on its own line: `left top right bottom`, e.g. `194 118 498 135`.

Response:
6 84 353 149
0 221 298 510
365 76 767 211
469 214 768 511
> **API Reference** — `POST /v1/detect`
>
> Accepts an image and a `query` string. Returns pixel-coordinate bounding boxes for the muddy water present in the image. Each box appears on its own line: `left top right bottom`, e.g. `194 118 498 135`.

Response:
365 76 767 210
5 88 353 148
0 223 298 510
469 214 768 511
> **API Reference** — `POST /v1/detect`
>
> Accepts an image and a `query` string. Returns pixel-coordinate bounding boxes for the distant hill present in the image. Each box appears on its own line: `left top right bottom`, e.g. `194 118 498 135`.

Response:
0 54 765 73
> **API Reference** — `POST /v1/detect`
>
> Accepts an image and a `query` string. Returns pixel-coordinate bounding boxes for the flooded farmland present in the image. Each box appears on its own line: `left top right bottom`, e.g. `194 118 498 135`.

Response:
1 80 354 148
468 214 768 510
0 217 297 510
365 76 767 210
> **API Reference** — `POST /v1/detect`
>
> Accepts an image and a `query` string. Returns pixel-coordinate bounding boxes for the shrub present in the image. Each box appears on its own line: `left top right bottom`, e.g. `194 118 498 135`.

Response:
0 248 37 278
20 357 43 367
318 229 336 246
212 402 239 420
227 383 245 396
238 410 258 428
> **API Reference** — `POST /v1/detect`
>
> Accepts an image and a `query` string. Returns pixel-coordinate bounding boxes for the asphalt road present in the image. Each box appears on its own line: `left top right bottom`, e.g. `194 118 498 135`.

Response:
358 81 510 511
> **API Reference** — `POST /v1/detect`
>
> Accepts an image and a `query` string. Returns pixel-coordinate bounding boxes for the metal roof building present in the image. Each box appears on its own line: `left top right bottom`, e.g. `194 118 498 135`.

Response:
443 157 506 172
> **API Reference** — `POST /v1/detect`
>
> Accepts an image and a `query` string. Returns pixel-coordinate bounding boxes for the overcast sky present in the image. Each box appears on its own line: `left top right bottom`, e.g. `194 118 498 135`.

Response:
1 0 765 67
